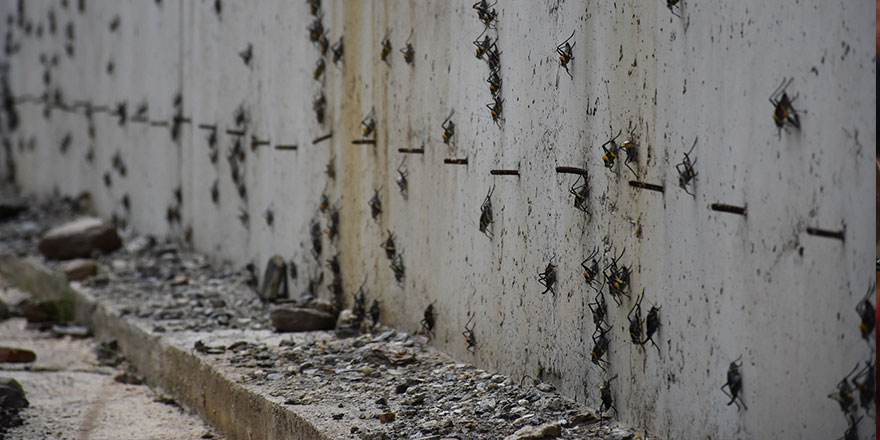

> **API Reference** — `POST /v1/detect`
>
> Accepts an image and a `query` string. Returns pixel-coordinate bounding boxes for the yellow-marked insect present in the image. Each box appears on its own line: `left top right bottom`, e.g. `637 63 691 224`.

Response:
380 28 392 65
600 129 622 174
769 77 801 138
665 0 681 18
487 96 503 127
400 29 414 65
441 109 455 145
675 137 698 197
313 58 325 80
361 109 376 138
556 30 575 80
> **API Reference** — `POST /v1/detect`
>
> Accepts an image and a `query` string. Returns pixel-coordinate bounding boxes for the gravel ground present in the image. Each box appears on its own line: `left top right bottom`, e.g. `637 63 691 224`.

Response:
0 193 652 440
0 282 223 440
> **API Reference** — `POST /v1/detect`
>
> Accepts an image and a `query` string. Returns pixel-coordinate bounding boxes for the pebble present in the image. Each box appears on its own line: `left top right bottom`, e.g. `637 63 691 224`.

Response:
536 382 555 392
503 421 563 440
491 374 506 383
378 412 396 423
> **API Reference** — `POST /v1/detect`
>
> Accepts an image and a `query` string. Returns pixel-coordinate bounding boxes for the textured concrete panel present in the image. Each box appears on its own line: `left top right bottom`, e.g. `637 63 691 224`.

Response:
0 1 874 438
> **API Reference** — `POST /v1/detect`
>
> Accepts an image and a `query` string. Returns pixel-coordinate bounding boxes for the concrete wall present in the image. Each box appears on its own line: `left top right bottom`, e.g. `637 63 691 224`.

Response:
1 1 875 438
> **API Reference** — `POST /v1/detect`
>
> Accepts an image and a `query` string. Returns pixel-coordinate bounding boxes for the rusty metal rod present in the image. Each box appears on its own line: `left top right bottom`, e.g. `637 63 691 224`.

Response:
490 169 519 176
444 158 468 165
197 123 216 131
251 138 270 150
275 144 298 151
555 166 589 176
312 132 333 144
353 139 376 145
710 203 747 216
629 181 665 193
398 148 424 154
806 227 845 241
226 129 246 136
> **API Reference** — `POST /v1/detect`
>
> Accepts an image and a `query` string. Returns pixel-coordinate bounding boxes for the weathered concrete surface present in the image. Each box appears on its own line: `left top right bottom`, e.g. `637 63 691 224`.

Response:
0 255 333 440
0 1 875 439
0 284 222 440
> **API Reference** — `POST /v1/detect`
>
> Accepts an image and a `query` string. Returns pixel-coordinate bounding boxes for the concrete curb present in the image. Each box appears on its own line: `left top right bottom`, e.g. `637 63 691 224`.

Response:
0 253 332 440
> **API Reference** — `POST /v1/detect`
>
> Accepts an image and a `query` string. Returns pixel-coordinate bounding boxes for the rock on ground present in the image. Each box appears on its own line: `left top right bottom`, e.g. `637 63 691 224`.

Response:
503 421 563 440
62 258 98 281
270 307 335 332
259 255 287 302
38 217 122 260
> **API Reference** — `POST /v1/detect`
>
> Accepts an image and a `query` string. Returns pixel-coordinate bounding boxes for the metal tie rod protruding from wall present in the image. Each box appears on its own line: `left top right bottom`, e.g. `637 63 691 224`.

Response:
805 226 845 241
398 147 424 154
251 136 270 150
710 203 747 216
629 181 665 193
444 158 468 165
490 169 519 176
275 144 298 151
312 132 333 144
197 123 217 131
226 128 246 136
555 166 589 176
353 139 376 145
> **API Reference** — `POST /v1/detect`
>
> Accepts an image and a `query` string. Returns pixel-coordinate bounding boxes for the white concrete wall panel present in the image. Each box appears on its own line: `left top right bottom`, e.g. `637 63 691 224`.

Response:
0 1 874 438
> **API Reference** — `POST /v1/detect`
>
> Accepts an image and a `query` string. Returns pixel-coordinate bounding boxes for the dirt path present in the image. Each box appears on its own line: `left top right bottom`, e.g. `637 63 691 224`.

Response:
0 285 222 440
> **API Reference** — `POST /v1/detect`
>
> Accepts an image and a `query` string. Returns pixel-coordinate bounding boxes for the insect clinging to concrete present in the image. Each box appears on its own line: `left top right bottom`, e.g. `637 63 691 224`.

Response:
569 174 590 214
556 30 575 80
620 128 638 177
581 246 601 290
331 36 344 65
325 155 336 180
307 17 323 43
828 364 859 417
352 278 366 319
400 29 414 64
853 361 874 409
487 95 503 127
487 69 502 96
485 42 502 72
590 324 610 371
239 43 253 66
537 256 557 295
368 187 382 220
721 355 747 411
478 185 494 238
462 315 476 353
588 282 608 328
381 230 396 260
210 180 219 204
600 129 622 174
307 0 320 16
326 204 339 241
642 303 661 355
361 109 376 138
473 29 492 60
395 158 408 199
472 0 497 28
628 288 644 345
380 28 392 65
317 33 329 56
675 137 698 197
441 109 455 145
326 254 340 277
599 374 618 414
604 249 631 305
313 57 325 80
390 251 405 284
313 91 326 124
264 208 274 226
855 282 875 343
369 299 380 325
310 220 322 260
664 0 682 18
769 77 800 138
420 303 435 335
